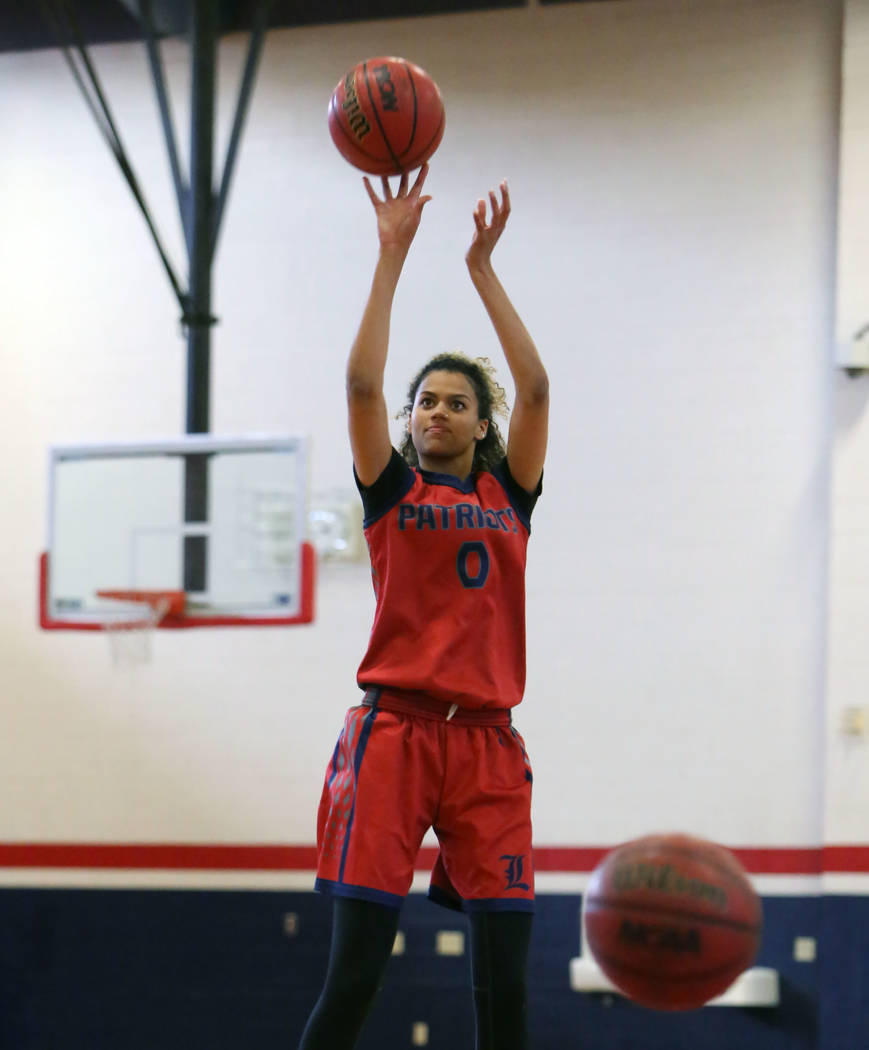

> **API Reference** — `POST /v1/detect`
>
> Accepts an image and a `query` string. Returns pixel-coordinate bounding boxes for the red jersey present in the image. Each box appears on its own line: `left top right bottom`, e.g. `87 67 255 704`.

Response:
355 450 541 710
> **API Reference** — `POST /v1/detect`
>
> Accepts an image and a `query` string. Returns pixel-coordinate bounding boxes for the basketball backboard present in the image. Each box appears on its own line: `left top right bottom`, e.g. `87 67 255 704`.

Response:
40 434 314 629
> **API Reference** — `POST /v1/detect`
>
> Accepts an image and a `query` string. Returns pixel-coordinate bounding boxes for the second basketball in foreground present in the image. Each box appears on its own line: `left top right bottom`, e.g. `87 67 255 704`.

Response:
327 56 445 175
582 832 763 1010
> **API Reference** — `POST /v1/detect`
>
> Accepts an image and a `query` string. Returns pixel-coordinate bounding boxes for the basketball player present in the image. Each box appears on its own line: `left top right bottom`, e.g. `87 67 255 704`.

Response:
297 163 548 1050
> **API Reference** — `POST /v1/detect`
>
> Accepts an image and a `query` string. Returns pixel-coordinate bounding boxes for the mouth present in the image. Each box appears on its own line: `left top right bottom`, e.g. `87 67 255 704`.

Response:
426 426 449 436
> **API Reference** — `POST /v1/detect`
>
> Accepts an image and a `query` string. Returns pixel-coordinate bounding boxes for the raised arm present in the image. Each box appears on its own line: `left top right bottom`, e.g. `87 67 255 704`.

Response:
465 181 549 493
347 165 432 486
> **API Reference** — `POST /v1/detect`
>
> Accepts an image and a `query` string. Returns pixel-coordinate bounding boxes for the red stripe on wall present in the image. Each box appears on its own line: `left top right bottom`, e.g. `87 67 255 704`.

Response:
821 845 869 872
0 843 868 873
0 844 318 871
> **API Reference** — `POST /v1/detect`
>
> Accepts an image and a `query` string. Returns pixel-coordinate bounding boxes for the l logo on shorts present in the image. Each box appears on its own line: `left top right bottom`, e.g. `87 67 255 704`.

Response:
500 853 530 891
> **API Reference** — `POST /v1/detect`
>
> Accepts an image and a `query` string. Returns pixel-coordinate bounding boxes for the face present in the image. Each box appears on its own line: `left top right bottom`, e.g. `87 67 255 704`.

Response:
409 370 489 472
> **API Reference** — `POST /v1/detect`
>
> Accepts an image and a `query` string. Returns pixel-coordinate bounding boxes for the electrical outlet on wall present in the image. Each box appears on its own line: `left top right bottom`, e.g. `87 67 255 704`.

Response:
841 707 868 737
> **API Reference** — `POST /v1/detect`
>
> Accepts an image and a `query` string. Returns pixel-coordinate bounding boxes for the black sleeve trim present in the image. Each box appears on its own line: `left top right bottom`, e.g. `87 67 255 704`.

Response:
492 457 542 529
354 449 416 526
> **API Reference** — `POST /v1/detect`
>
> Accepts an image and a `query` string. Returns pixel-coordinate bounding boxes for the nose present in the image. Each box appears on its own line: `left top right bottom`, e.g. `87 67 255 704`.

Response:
430 402 448 419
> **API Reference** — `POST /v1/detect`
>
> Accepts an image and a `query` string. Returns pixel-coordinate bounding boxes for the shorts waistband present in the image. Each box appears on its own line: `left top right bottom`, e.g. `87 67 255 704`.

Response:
361 688 512 727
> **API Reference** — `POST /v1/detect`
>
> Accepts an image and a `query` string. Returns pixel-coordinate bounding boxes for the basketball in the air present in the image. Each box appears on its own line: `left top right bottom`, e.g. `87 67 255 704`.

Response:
582 833 763 1010
327 56 445 175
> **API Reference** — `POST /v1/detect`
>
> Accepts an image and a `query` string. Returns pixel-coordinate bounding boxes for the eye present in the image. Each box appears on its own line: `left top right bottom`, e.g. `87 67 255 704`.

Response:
419 396 434 408
452 400 467 411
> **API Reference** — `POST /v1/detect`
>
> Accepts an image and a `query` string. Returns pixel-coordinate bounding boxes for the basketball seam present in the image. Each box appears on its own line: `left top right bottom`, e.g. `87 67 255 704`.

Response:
402 107 445 168
363 60 403 173
584 897 761 934
589 946 756 986
397 59 420 160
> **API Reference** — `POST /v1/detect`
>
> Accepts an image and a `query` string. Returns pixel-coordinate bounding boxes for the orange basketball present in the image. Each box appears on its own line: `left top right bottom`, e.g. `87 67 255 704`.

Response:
583 833 763 1010
327 56 445 175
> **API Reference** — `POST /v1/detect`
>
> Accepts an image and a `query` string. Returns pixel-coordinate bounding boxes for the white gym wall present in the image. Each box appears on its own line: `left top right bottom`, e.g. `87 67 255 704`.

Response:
0 0 846 864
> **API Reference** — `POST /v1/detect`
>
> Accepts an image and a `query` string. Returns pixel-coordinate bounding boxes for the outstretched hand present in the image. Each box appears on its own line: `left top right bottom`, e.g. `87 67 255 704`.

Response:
363 164 432 255
466 179 510 272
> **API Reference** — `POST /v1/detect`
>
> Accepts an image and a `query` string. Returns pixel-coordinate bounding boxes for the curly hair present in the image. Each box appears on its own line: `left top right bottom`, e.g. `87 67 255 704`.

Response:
397 352 509 474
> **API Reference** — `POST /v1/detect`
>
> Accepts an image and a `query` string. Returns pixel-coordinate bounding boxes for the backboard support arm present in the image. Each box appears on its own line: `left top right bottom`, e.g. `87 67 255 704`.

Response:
38 0 275 593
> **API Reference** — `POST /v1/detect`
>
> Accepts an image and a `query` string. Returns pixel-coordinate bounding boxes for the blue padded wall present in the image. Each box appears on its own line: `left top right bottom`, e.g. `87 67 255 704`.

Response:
0 888 846 1049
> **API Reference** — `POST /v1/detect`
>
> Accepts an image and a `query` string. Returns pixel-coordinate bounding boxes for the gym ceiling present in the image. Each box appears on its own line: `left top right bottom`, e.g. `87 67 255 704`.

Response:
1 1 594 54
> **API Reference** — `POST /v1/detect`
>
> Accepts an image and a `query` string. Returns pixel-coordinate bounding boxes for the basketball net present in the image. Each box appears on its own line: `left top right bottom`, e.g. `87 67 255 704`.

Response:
98 590 185 668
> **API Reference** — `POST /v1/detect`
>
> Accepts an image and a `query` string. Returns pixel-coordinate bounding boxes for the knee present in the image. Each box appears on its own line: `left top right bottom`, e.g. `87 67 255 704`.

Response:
327 962 384 1007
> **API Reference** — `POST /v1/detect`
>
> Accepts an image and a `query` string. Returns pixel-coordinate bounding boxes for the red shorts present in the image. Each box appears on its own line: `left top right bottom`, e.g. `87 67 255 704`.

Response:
314 688 534 912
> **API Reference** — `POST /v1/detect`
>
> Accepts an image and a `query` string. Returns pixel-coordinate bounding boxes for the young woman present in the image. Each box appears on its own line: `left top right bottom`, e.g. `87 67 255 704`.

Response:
298 164 548 1050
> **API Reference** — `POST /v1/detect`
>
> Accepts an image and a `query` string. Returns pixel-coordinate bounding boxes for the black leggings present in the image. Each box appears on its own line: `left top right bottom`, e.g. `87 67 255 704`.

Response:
297 897 532 1050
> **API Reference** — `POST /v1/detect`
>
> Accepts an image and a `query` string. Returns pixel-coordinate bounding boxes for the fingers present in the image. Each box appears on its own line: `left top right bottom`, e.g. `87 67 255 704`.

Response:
410 162 430 196
362 175 399 205
362 176 380 207
473 198 486 230
473 180 510 229
488 180 510 223
367 163 430 204
499 178 511 215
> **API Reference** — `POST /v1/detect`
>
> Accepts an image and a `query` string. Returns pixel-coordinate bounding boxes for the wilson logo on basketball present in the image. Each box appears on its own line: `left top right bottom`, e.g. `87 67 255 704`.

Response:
341 72 371 141
372 64 398 111
612 862 728 912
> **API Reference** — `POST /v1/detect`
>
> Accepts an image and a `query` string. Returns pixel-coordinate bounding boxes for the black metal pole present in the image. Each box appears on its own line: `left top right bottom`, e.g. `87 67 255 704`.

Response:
44 0 275 597
183 0 218 593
